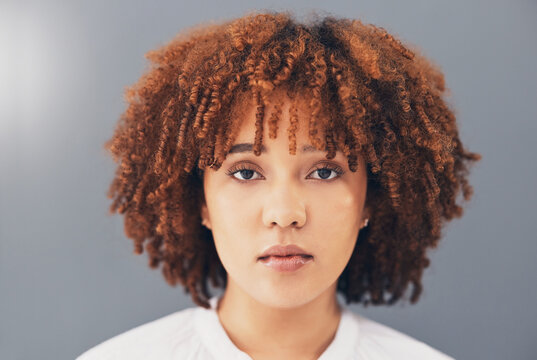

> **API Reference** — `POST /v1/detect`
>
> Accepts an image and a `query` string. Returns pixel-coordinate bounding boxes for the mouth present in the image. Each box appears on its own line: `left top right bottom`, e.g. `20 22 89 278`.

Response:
258 254 313 260
258 244 313 259
258 254 314 272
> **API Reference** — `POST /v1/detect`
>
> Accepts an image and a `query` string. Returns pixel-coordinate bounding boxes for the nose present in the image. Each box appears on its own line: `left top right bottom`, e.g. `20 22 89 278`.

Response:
262 183 306 229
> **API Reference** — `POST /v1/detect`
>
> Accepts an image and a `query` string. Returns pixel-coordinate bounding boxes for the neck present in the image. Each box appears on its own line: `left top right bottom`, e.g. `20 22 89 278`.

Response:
216 278 342 359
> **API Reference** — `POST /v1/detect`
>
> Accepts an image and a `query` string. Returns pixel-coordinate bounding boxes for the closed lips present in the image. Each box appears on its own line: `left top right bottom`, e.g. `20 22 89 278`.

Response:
257 244 313 259
259 254 313 260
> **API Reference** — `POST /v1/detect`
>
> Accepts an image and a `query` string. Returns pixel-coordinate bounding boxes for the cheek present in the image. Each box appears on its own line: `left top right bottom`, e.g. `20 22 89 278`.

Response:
316 191 362 229
212 189 256 230
208 189 257 264
312 190 362 255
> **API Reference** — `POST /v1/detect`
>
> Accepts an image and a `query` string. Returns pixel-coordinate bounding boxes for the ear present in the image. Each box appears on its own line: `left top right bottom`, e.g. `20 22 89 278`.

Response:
362 206 370 220
360 205 371 229
200 201 212 230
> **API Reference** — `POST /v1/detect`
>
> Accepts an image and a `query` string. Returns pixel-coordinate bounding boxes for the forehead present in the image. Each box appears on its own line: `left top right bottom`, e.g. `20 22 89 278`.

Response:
230 91 328 153
228 142 321 155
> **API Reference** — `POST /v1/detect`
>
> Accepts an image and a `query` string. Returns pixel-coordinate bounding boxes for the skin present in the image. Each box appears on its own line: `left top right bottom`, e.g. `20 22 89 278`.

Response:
200 92 370 360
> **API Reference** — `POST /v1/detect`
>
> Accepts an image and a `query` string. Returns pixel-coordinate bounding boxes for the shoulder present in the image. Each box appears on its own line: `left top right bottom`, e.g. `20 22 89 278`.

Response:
76 306 202 360
348 311 455 360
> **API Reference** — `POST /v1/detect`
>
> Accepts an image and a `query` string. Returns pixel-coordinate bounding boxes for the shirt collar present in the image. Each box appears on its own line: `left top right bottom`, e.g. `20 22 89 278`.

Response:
194 295 359 359
194 296 252 359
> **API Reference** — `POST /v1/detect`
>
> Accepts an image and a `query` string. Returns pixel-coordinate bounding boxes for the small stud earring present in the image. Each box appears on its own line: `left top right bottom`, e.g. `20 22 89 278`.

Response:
361 218 369 229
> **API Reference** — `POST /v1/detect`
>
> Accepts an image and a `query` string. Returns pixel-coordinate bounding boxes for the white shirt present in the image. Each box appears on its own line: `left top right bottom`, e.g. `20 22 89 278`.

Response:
77 296 455 359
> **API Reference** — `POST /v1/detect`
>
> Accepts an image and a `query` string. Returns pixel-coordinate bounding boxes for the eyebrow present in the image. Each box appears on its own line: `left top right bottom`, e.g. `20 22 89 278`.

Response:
228 143 322 154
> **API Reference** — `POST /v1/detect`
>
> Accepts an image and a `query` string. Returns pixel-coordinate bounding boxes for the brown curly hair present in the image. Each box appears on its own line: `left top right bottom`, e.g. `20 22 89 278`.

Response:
104 10 481 309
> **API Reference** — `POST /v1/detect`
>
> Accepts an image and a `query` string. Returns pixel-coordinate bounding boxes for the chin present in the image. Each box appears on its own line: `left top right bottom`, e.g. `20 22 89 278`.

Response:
250 287 318 309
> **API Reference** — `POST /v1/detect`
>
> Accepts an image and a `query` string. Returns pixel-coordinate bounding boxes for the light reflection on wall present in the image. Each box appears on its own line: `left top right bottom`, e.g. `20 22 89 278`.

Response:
2 4 62 143
0 2 88 175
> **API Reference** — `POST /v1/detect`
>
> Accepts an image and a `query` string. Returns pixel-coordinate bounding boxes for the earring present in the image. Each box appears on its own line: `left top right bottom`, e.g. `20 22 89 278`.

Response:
361 218 369 229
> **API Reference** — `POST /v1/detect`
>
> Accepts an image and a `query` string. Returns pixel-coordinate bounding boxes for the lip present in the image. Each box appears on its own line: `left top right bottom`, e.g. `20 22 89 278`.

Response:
258 244 313 259
259 255 313 272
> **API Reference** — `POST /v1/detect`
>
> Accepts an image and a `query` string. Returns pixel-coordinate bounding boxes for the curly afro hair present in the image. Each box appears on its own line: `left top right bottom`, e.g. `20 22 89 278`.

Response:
104 10 481 309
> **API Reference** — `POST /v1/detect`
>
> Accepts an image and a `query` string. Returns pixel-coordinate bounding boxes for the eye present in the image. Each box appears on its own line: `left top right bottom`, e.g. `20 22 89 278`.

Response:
225 163 264 181
225 162 345 183
308 163 345 181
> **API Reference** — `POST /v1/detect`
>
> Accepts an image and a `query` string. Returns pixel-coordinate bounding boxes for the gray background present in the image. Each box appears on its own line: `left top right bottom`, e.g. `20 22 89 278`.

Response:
1 0 535 359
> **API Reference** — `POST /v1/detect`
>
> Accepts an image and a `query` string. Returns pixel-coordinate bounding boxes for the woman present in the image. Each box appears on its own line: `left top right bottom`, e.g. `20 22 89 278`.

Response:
78 10 480 359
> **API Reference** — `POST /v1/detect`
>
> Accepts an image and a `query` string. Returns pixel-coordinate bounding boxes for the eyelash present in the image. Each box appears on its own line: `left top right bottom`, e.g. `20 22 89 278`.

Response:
225 162 345 183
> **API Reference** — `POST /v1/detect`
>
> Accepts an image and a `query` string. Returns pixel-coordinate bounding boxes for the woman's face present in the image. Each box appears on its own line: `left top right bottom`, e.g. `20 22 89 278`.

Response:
201 95 369 309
